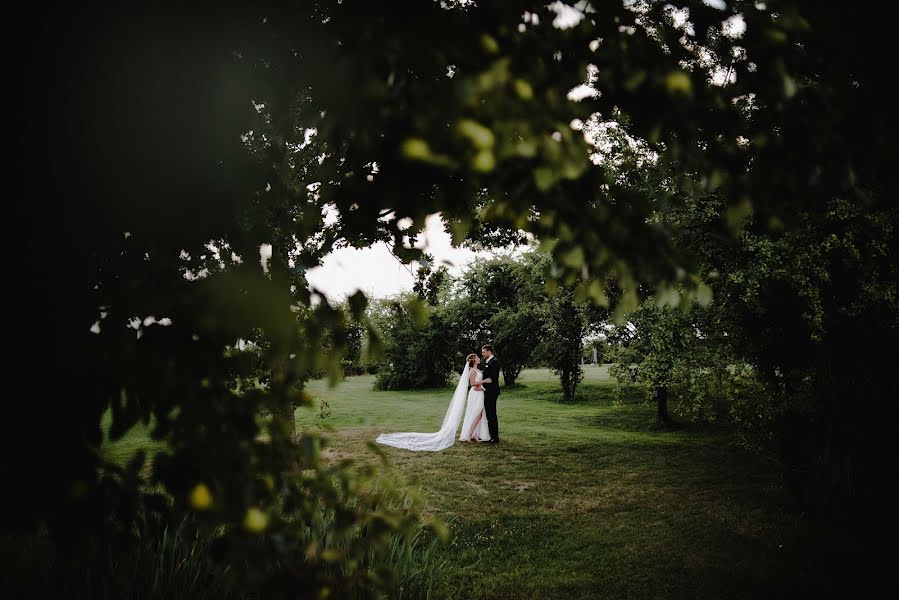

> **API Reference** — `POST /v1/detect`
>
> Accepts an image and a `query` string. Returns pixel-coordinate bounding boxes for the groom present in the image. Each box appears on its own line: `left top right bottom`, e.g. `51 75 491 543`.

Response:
481 344 501 444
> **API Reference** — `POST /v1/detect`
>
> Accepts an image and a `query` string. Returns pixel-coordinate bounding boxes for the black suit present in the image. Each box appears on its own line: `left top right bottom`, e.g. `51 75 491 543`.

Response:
482 355 501 441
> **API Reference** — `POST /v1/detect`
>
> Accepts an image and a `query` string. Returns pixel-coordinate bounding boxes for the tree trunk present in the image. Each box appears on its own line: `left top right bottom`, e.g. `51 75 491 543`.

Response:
272 355 297 443
502 365 522 387
267 239 297 443
561 368 572 402
655 386 670 423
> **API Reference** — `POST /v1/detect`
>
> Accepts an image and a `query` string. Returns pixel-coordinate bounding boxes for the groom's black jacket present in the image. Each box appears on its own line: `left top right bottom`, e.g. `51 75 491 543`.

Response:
482 356 501 396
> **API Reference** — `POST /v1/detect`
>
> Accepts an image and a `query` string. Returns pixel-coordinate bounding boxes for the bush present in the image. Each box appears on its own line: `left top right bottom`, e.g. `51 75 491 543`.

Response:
342 359 368 377
668 360 780 449
371 295 455 390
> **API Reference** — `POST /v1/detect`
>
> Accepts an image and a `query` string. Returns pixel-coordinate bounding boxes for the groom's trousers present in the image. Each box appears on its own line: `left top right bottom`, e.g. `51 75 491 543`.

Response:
484 390 499 441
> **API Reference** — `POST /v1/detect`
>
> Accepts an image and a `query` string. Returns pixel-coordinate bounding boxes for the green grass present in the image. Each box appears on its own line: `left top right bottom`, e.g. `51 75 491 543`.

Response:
96 366 841 598
300 366 837 599
99 411 168 466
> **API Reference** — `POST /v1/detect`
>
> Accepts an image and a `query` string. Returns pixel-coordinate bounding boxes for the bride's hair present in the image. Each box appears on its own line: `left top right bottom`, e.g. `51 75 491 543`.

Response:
466 353 477 368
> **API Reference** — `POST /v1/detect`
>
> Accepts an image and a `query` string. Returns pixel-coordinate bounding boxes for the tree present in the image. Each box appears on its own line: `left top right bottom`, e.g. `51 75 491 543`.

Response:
372 261 457 390
453 254 547 386
8 4 437 595
609 300 696 422
340 301 368 376
10 1 896 594
540 289 589 402
371 296 457 390
664 187 898 512
490 309 543 385
413 254 450 307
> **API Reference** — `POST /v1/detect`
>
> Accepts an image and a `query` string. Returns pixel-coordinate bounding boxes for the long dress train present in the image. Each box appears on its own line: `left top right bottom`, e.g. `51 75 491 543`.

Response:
375 364 472 451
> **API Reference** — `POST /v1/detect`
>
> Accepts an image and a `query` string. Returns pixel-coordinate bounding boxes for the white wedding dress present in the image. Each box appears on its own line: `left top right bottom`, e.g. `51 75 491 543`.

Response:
376 364 487 451
460 369 489 442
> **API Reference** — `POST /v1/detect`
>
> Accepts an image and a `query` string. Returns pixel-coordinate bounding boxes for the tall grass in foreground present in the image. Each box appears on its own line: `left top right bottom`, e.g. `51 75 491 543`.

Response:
2 502 447 599
292 480 449 599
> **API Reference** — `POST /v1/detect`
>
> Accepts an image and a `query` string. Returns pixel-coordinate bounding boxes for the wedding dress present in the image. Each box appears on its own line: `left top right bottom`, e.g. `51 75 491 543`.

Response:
376 364 482 451
460 369 489 442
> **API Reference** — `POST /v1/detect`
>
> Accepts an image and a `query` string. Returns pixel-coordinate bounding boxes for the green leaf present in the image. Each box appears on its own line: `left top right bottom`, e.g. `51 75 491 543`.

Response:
327 354 342 386
695 283 713 307
471 149 497 173
766 28 788 44
408 298 430 327
612 288 639 325
533 167 559 191
365 322 384 362
665 70 693 97
429 518 450 544
401 138 432 161
725 197 754 230
545 278 559 297
655 285 681 308
624 70 647 91
782 73 797 98
560 246 585 268
560 155 588 180
537 237 557 253
480 33 499 55
448 219 471 245
513 79 534 100
588 280 610 307
347 290 368 320
513 138 538 158
457 119 496 149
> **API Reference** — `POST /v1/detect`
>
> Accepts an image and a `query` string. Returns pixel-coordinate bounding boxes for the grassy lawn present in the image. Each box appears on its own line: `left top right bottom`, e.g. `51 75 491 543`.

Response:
98 365 839 598
99 413 167 466
301 366 835 599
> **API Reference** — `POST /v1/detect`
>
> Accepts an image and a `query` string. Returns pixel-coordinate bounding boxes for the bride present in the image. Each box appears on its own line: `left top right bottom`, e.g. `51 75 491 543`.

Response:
376 353 491 451
460 354 490 443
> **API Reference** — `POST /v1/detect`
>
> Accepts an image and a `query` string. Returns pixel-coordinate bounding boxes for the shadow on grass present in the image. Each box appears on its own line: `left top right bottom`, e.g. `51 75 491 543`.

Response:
513 382 646 405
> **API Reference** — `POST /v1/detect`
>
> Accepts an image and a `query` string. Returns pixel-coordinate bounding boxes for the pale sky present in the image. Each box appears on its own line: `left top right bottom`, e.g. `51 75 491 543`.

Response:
305 213 486 301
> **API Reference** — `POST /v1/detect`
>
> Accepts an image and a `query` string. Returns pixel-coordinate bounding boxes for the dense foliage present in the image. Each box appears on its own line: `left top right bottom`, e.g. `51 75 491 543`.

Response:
6 0 896 596
373 250 609 403
371 298 457 390
452 254 548 386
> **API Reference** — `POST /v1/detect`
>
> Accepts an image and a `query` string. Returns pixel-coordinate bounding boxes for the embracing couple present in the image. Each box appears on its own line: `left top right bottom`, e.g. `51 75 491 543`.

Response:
460 345 500 444
376 345 501 452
